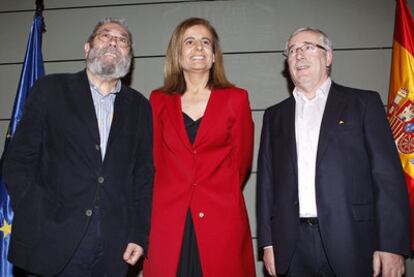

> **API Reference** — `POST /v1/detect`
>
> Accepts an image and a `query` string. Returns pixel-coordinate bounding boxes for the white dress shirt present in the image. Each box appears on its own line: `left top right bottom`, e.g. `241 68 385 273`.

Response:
294 78 332 218
89 80 121 160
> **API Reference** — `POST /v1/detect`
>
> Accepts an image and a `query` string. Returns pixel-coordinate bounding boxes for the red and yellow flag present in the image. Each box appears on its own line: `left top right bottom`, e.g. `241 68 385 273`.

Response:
387 0 414 250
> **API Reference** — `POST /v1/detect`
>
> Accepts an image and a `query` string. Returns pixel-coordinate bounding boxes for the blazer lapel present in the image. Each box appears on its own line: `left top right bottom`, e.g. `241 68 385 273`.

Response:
316 83 346 168
285 98 298 177
192 88 217 148
166 94 193 151
72 71 100 144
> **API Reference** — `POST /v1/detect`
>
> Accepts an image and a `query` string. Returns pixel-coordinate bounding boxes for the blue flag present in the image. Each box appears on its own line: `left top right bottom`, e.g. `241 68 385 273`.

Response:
0 15 45 276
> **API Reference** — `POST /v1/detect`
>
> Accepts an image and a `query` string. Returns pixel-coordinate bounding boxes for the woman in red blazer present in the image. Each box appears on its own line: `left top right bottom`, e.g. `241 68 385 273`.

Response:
143 17 255 277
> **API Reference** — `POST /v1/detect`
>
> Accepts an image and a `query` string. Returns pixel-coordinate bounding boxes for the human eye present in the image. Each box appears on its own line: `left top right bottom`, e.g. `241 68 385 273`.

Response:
288 47 296 55
119 37 129 45
184 38 194 45
98 33 110 41
304 44 315 51
202 39 211 46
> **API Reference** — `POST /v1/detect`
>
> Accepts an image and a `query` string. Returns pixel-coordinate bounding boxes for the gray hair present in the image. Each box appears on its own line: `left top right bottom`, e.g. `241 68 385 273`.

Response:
87 17 132 46
285 27 332 52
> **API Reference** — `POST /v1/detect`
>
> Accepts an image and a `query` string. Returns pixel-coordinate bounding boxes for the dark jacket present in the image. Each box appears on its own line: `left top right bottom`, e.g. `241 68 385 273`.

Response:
257 82 411 276
3 70 154 276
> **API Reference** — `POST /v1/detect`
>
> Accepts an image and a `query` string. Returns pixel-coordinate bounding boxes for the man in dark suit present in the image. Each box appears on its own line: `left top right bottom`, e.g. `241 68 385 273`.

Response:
3 18 153 276
257 27 411 277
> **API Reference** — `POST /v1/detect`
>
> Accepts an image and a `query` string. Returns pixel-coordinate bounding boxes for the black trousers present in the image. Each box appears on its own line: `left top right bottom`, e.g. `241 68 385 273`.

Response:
281 220 336 277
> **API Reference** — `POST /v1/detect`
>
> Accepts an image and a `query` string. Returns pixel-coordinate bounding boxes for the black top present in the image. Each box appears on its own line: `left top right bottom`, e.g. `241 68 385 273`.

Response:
178 112 204 277
183 113 202 145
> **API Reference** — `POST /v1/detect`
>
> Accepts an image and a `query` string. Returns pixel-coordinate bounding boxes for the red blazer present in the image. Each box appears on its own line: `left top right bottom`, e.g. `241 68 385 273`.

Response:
144 87 256 277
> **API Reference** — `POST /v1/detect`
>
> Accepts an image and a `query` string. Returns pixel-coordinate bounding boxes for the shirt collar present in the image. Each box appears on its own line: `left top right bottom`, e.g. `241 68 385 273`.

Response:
293 78 332 103
89 79 122 96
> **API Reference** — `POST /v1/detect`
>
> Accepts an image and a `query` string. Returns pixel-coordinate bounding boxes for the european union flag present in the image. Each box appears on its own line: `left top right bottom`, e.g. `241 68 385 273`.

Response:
0 15 45 276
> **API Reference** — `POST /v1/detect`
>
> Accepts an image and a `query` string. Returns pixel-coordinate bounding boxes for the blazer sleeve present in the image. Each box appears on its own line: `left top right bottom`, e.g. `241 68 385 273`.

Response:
3 79 46 210
256 109 275 248
363 92 411 256
232 89 254 185
130 97 154 254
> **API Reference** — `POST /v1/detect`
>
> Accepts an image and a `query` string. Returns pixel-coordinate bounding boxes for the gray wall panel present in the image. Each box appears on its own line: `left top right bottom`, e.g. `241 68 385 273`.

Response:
129 58 165 97
225 53 291 110
332 49 392 102
0 65 21 120
253 111 264 172
0 122 8 155
1 0 399 63
44 61 86 74
252 239 263 276
37 1 281 61
226 49 393 110
243 172 257 237
0 0 197 12
0 12 34 64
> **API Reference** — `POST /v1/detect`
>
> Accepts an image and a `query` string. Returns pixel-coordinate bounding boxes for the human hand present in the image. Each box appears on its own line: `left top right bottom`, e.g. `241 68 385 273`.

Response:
373 250 404 277
263 247 276 276
123 243 144 265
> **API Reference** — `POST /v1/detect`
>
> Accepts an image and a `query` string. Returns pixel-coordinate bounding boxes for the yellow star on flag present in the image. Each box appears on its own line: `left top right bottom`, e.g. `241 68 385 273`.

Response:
0 220 12 238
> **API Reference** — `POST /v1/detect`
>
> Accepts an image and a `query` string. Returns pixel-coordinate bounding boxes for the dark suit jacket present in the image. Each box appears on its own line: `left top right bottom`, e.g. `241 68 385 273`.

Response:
257 82 411 276
3 70 154 276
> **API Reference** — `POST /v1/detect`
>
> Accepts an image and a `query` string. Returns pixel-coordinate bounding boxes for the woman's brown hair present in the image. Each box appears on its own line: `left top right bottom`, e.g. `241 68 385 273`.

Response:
161 17 233 95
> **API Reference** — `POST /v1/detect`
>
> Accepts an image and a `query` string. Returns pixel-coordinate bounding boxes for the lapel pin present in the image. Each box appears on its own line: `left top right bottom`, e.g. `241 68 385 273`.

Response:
339 120 345 124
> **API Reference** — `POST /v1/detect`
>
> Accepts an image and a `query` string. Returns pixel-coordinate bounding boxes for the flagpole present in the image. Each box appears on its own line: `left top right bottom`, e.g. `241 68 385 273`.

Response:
35 0 45 33
36 0 44 15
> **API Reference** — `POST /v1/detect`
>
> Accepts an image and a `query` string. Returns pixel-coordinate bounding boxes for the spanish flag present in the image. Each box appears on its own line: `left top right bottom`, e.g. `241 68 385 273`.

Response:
387 0 414 250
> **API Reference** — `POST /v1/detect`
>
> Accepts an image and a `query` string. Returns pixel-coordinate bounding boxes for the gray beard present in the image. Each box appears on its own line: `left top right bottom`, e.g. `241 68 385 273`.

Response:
86 47 131 80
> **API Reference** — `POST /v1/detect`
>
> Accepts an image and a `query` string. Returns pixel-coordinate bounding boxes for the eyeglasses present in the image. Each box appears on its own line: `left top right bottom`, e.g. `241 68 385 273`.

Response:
95 32 130 48
283 42 327 58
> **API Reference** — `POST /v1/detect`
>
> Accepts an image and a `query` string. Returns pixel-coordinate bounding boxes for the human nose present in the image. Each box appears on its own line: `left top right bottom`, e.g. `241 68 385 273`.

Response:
194 40 203 50
295 46 305 59
108 35 120 46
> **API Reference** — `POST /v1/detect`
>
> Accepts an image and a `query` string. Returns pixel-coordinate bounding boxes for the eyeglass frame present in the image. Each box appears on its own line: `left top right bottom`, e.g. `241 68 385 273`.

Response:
283 42 327 58
93 32 131 48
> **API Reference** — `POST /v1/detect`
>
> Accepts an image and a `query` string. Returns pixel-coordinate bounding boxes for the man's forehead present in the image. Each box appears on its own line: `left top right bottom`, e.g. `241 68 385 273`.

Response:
96 23 129 36
289 31 319 46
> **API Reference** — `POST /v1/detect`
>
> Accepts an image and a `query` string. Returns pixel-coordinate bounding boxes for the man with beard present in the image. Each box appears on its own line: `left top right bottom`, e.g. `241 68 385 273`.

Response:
257 27 411 276
3 18 153 276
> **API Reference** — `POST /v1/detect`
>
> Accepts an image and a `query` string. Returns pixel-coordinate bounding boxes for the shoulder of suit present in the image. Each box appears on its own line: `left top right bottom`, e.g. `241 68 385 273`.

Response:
213 87 250 107
215 86 248 96
331 82 383 105
121 84 149 103
331 82 379 97
213 87 252 112
148 89 170 116
150 89 165 98
264 96 293 114
35 71 78 85
30 72 81 99
149 89 171 104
